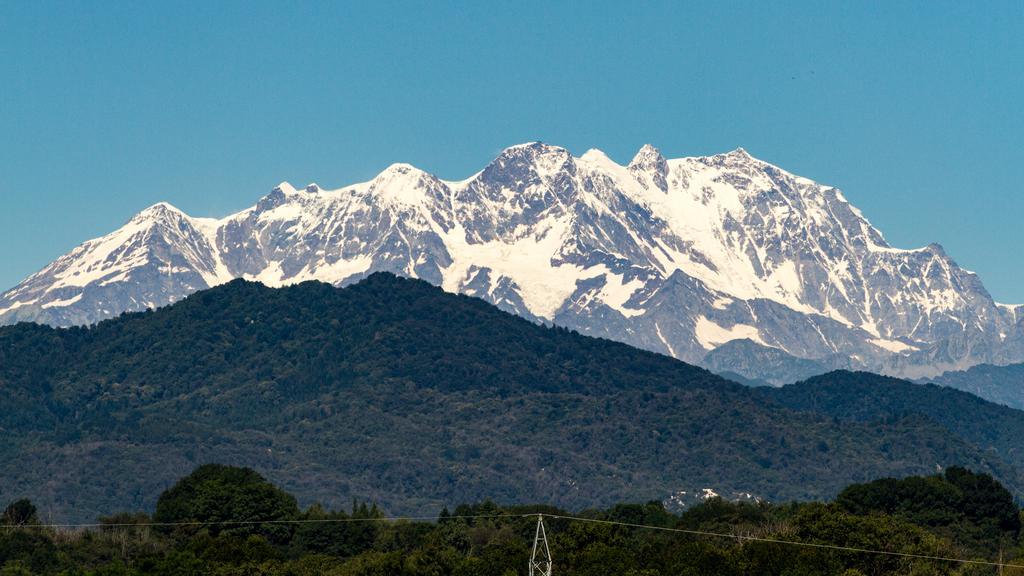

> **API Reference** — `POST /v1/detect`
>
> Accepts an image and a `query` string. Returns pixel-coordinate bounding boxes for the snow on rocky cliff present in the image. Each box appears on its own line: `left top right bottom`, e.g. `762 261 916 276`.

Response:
2 142 1019 378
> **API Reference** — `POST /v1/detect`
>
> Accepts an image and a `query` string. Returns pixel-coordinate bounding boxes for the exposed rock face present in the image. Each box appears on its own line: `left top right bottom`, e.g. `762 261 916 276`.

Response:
2 142 1020 378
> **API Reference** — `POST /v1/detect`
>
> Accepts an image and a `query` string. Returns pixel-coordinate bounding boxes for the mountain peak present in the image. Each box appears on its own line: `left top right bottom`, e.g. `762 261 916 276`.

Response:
501 141 566 154
141 201 183 213
492 142 574 163
366 163 439 207
370 162 435 186
628 144 667 173
579 148 616 165
273 182 298 194
256 183 299 212
481 142 575 185
628 144 669 191
631 143 662 160
378 162 421 175
715 147 758 163
132 202 187 224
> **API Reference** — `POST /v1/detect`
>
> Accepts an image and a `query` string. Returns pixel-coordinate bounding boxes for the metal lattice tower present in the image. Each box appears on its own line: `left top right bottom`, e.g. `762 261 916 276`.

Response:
529 515 553 576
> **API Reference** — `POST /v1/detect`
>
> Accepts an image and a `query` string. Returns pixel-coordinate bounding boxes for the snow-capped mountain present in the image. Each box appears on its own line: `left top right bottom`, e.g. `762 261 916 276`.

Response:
2 142 1021 378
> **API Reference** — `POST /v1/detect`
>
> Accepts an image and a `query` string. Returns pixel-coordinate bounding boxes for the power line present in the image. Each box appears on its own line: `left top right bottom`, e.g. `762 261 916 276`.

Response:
6 511 1024 569
547 514 1024 570
7 512 530 530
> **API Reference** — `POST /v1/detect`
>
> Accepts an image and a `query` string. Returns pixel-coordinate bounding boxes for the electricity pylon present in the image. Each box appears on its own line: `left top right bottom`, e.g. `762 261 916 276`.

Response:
529 515 552 576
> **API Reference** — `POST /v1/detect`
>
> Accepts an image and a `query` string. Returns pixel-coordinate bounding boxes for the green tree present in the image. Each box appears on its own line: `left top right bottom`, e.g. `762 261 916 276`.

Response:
836 467 1021 554
0 531 56 574
0 561 35 576
152 464 299 544
292 502 383 558
1 500 37 527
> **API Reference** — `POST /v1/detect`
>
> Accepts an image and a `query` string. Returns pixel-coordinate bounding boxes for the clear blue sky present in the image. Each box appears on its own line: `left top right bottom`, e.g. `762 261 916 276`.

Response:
2 1 1022 301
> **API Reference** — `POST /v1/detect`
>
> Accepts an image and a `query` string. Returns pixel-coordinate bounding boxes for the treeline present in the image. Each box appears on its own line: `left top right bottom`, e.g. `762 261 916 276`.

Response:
1 464 1023 575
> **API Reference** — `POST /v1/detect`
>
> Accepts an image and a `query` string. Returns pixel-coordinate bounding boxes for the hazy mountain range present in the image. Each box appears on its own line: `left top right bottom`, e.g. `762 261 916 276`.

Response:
3 142 1021 379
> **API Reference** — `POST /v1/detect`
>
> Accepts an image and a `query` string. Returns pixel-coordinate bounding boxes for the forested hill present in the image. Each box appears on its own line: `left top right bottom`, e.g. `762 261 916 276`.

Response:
923 362 1024 410
0 273 1020 522
762 371 1024 492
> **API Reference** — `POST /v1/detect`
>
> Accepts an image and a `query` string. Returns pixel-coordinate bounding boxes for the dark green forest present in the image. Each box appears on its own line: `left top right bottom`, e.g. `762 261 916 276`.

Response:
922 363 1024 411
2 274 1024 521
2 464 1023 575
762 371 1024 499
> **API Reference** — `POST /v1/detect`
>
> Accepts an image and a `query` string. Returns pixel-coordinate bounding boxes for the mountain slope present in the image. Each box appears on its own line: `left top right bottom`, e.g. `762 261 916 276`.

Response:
0 203 230 326
2 143 1021 378
922 363 1024 410
702 338 844 385
763 370 1024 493
0 274 1019 522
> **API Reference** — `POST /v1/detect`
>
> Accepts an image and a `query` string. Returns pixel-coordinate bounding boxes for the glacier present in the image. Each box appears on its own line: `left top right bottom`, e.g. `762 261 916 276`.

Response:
2 142 1021 380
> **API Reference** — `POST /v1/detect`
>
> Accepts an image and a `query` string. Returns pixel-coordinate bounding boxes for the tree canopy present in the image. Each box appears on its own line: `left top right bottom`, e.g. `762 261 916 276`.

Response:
1 465 1022 575
837 466 1021 551
153 464 299 543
